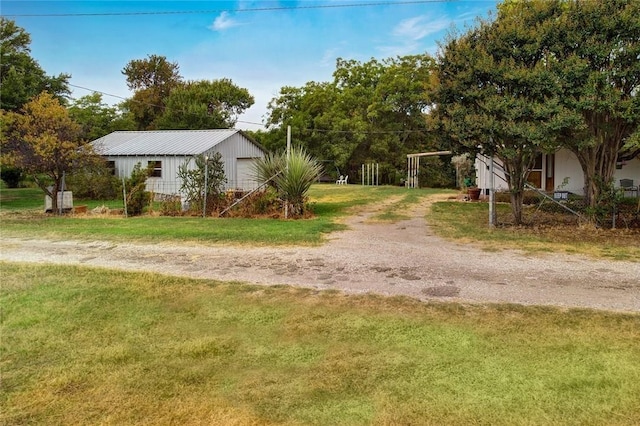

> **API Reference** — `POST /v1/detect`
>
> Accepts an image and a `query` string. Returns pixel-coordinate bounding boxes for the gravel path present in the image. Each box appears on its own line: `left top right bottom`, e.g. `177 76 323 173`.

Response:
2 199 639 313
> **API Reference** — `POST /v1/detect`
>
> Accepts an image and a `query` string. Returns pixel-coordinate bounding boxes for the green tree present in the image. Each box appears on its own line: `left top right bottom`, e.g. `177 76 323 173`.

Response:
265 55 438 184
155 79 254 129
434 1 570 224
0 18 70 111
68 93 136 141
1 92 91 212
121 54 182 129
547 0 640 208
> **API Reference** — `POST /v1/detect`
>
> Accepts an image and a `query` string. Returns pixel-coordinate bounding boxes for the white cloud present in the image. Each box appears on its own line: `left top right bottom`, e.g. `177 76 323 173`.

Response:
377 14 451 57
392 15 450 41
209 12 241 31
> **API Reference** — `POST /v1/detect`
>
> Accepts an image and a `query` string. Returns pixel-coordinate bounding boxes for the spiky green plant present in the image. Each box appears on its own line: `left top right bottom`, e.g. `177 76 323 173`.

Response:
252 151 285 191
253 147 322 217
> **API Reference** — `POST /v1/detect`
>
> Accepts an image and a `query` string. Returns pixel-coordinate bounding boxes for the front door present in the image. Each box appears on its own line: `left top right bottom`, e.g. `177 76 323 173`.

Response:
527 154 543 189
526 153 555 191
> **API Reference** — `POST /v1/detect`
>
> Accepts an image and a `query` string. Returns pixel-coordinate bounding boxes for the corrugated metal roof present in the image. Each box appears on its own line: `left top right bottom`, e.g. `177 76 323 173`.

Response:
92 129 242 156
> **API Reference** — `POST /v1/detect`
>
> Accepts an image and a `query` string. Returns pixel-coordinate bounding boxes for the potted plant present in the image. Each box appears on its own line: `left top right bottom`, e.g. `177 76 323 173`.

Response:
466 179 481 200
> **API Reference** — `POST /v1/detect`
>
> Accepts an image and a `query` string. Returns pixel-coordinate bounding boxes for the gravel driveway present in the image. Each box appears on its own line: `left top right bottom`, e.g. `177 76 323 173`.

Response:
2 199 639 313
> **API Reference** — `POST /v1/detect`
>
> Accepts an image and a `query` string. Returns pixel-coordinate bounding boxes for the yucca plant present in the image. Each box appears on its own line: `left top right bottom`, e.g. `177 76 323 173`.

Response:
253 147 322 217
252 151 285 191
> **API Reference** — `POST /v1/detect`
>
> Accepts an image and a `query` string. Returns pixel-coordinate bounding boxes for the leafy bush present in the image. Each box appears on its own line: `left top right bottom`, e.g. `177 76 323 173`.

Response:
124 163 150 216
224 188 281 218
66 159 120 200
177 153 226 216
0 166 23 188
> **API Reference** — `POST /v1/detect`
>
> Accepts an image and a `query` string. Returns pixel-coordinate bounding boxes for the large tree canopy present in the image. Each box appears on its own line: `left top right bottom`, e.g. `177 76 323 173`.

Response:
0 18 70 111
264 55 443 185
121 55 254 131
547 0 640 207
68 93 136 141
435 0 571 224
435 0 640 223
155 79 254 130
121 54 183 129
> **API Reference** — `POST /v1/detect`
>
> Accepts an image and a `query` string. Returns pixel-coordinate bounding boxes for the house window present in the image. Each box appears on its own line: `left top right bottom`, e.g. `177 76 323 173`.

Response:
148 161 162 178
106 161 116 175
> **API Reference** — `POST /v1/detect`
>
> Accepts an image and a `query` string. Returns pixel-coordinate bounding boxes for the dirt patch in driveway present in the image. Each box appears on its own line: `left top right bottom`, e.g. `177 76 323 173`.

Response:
2 197 639 312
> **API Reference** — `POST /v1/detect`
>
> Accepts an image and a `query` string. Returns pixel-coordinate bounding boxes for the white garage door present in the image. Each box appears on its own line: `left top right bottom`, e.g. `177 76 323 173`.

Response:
236 158 259 191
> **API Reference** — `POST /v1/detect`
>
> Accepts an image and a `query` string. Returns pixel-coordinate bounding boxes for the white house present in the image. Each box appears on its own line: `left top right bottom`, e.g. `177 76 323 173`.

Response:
91 129 267 196
475 149 640 196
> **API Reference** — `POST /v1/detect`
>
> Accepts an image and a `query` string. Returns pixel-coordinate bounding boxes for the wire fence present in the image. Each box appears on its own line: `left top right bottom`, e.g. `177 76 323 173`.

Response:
145 179 260 198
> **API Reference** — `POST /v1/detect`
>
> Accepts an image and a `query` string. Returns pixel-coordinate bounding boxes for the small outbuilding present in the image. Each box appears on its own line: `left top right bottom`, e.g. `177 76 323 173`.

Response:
91 129 267 196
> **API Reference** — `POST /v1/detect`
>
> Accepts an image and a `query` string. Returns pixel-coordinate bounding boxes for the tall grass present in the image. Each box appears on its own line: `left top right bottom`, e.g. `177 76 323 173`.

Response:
2 263 639 425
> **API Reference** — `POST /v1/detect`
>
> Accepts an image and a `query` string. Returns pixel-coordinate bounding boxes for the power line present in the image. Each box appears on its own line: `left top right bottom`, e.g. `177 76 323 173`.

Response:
4 1 456 18
298 127 429 134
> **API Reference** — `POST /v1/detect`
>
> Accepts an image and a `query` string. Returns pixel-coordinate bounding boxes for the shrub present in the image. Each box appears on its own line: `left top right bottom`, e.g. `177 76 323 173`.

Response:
253 147 322 218
160 196 182 217
124 163 150 216
0 166 23 188
66 159 120 200
224 188 281 218
177 153 227 216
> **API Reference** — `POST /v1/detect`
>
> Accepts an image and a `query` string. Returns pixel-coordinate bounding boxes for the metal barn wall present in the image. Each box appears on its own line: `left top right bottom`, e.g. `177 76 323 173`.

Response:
107 132 265 195
107 155 187 195
210 132 265 190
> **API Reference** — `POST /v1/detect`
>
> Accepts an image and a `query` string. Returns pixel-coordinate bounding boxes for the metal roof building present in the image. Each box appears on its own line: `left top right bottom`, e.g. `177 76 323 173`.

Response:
91 129 267 194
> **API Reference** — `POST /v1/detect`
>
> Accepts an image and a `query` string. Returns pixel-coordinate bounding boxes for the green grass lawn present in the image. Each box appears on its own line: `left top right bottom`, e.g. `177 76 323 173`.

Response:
0 185 438 245
427 201 640 260
0 187 124 211
2 185 638 258
2 263 639 425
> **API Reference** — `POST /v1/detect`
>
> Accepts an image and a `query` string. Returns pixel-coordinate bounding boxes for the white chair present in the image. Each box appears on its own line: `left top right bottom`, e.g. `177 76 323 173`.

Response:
336 175 344 185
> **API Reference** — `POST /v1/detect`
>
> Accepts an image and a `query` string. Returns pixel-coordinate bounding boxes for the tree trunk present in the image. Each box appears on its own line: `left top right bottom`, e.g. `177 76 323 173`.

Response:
502 153 534 226
33 175 61 213
510 190 524 226
573 114 628 210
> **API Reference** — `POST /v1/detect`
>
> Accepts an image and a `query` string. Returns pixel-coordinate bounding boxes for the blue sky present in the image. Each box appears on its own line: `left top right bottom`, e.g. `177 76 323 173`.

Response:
2 1 498 130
